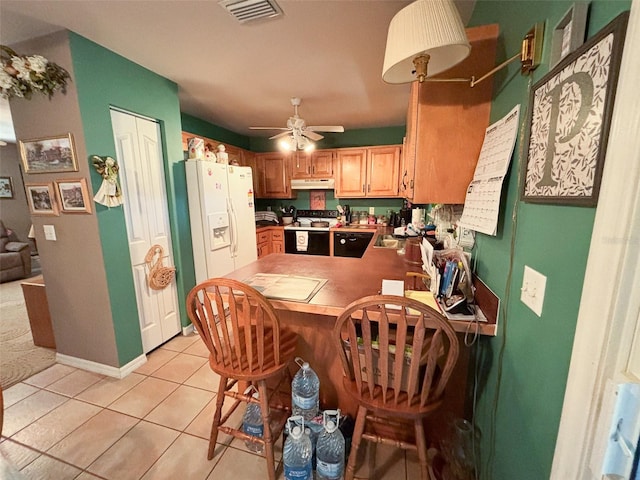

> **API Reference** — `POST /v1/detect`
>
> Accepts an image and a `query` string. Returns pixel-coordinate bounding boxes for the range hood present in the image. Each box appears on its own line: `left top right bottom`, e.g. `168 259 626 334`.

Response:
291 178 335 190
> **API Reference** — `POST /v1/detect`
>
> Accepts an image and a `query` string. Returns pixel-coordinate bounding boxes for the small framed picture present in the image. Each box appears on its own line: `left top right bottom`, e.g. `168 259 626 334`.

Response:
25 182 59 216
550 2 590 68
19 133 78 173
0 176 14 198
55 178 92 214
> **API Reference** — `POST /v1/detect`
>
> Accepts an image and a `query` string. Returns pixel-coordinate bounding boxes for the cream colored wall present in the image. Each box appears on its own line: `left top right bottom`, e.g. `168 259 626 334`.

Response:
0 143 32 246
9 31 119 367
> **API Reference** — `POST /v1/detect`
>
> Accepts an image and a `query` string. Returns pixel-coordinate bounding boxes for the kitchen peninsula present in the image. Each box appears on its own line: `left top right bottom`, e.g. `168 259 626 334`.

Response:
224 230 496 419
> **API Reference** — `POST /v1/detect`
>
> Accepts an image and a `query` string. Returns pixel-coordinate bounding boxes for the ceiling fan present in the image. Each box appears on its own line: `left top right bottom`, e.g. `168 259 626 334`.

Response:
250 97 344 145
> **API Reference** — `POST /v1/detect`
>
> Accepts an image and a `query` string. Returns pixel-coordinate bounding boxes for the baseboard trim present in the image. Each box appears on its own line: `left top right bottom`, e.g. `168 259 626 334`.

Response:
182 323 195 336
56 353 147 379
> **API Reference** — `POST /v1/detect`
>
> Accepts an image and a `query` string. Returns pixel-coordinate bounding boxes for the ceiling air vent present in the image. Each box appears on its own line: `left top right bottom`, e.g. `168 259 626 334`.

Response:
219 0 283 24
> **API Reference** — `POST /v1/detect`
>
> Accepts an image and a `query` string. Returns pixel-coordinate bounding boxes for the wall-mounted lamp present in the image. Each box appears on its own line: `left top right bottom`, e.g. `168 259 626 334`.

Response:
382 0 544 86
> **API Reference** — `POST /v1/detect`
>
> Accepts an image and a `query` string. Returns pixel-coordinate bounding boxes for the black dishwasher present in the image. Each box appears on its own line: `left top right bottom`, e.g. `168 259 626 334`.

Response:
333 231 374 258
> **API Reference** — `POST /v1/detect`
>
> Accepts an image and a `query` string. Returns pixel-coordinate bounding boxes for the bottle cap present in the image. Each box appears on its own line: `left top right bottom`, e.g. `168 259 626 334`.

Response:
291 425 303 439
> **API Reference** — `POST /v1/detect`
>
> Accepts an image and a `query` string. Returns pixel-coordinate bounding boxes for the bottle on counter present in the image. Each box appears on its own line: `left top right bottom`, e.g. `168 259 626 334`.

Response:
292 357 320 421
283 416 313 480
316 410 345 480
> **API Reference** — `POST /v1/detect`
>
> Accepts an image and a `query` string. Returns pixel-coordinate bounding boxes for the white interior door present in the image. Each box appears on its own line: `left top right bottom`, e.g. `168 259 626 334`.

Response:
110 109 180 353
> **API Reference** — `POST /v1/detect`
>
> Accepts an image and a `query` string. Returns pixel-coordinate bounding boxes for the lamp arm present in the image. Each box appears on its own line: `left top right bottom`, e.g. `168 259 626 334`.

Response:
470 52 522 87
422 22 543 88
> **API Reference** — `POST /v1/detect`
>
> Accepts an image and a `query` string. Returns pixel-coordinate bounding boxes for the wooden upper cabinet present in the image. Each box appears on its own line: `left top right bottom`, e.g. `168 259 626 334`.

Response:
335 148 367 197
404 24 499 204
335 146 401 198
367 146 401 197
255 152 295 199
291 150 334 179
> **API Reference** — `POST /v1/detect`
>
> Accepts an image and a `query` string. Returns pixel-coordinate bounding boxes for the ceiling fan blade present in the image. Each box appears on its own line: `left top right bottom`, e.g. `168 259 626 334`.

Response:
249 127 288 131
302 130 323 141
306 125 345 133
269 131 293 140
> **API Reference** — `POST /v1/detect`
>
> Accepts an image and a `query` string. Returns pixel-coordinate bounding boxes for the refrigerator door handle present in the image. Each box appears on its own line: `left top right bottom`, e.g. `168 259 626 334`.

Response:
227 198 238 257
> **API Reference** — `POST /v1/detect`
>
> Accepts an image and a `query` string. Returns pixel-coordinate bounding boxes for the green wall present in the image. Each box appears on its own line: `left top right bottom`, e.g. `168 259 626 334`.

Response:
69 33 193 364
468 2 631 478
181 113 250 150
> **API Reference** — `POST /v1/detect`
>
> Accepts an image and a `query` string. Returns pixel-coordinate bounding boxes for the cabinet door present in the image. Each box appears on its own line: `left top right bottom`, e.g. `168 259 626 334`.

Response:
256 152 294 198
367 146 401 197
311 150 334 177
291 153 311 179
401 83 419 200
335 148 367 197
411 24 498 204
242 150 263 198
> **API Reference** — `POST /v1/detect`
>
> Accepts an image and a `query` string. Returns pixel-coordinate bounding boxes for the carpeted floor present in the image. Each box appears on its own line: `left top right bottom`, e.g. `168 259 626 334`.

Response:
0 257 56 389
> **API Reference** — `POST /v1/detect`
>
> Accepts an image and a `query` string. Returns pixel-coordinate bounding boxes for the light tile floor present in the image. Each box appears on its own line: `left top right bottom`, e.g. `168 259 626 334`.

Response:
1 333 419 479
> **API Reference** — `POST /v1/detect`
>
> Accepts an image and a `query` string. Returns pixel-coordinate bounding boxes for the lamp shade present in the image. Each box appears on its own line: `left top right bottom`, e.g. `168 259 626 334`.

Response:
382 0 471 84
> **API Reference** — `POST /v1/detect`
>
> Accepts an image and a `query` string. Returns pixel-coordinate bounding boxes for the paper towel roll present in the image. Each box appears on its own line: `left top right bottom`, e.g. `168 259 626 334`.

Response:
412 208 424 227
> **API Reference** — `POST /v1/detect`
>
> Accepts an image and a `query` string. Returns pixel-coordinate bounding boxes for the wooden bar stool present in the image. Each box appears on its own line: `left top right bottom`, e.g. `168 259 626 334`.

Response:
332 294 459 480
186 278 299 480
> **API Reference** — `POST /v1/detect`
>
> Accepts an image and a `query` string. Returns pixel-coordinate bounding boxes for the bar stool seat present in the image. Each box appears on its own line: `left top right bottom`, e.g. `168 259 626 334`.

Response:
332 294 459 480
187 278 299 480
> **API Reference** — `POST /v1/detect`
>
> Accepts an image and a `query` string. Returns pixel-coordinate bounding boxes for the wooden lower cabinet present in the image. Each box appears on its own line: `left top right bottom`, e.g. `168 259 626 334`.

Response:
256 227 284 258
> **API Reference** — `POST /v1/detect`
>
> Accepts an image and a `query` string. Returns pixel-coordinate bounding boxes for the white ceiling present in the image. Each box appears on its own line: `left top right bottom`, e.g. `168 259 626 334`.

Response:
0 0 475 144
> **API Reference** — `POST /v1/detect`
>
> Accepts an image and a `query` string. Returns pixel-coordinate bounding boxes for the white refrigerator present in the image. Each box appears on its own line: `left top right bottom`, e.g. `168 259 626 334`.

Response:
186 161 257 284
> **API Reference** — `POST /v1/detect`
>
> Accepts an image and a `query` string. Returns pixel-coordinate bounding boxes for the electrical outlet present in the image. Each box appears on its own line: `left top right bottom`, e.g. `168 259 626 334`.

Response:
521 265 546 316
369 207 375 215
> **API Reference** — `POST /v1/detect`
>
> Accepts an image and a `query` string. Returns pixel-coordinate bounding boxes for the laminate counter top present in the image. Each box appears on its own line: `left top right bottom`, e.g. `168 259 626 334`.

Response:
225 234 497 336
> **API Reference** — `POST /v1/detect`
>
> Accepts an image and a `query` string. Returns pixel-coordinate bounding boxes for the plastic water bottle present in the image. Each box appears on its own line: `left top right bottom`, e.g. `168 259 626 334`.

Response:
292 357 320 421
242 386 264 453
283 416 313 480
316 410 345 480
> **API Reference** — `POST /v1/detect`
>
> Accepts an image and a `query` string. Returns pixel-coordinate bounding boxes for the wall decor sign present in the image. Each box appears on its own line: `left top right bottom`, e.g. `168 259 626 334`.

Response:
25 182 59 216
56 178 92 214
0 176 13 198
522 11 629 206
19 133 78 173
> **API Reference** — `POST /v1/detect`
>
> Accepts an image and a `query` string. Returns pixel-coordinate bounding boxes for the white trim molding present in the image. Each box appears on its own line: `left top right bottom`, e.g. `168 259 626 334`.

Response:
552 3 640 478
56 353 147 379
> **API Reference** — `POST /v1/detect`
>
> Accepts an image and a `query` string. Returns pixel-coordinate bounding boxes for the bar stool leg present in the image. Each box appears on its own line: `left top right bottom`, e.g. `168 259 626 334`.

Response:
345 404 367 480
257 381 277 480
208 375 228 460
414 418 429 480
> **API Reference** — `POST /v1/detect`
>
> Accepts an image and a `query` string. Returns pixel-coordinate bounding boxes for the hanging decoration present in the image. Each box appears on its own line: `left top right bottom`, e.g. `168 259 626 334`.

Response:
91 155 124 207
0 45 71 100
144 245 176 290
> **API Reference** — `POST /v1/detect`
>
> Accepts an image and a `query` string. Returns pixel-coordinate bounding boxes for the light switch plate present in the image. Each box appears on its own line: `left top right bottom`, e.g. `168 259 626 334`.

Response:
369 207 375 215
521 265 546 316
43 224 57 241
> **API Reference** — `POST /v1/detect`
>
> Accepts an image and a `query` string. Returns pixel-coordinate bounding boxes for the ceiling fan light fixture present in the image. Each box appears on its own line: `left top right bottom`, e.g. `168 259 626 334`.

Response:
279 136 296 152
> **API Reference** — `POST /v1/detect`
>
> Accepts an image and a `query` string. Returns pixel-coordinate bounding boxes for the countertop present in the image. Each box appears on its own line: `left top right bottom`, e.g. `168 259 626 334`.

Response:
226 230 497 335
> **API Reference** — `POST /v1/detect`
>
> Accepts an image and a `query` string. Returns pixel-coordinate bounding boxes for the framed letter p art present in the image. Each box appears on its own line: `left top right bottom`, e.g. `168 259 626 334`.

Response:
522 11 629 206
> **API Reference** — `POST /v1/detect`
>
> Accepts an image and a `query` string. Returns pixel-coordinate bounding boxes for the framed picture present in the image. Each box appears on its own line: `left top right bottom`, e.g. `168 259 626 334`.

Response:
550 2 590 68
0 176 13 198
522 11 629 206
19 133 78 173
55 178 92 214
25 182 59 216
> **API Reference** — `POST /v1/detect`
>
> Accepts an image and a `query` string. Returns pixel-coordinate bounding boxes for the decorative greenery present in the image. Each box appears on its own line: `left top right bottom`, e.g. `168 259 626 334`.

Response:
0 45 70 100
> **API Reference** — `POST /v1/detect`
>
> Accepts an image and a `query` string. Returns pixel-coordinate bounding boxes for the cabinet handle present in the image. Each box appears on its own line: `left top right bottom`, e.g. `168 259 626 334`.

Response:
410 179 414 188
363 184 366 193
312 165 315 174
368 184 371 193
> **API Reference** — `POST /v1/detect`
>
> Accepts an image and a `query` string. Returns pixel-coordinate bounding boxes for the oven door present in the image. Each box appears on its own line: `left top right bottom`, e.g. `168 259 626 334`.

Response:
284 230 330 255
